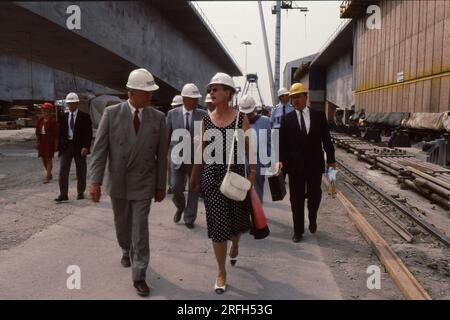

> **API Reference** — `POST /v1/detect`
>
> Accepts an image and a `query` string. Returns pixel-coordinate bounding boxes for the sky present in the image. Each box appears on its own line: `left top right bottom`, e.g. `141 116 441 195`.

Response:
195 1 346 106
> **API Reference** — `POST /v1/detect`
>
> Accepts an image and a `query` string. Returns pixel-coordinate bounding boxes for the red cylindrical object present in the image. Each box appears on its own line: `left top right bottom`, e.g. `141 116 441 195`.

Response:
250 188 267 229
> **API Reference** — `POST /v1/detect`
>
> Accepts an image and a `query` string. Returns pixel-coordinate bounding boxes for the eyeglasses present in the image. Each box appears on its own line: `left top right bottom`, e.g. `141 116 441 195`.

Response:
208 86 223 93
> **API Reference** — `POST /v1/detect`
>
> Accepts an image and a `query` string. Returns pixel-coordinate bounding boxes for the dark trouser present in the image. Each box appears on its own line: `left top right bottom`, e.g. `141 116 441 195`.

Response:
58 142 87 196
288 171 323 236
254 173 265 203
171 164 198 224
111 197 152 281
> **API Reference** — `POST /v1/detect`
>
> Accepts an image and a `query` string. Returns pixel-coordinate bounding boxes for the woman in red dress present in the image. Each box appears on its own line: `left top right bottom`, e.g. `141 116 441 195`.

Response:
36 102 58 183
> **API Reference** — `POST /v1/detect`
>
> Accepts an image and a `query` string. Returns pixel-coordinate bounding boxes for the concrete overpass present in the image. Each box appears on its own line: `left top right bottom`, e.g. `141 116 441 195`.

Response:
0 1 241 105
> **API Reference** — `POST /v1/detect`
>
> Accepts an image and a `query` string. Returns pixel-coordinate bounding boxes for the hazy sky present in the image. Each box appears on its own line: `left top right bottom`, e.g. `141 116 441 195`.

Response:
195 1 347 105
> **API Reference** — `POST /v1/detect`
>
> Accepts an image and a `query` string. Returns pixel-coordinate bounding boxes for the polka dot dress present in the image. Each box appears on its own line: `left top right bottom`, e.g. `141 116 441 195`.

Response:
200 112 251 242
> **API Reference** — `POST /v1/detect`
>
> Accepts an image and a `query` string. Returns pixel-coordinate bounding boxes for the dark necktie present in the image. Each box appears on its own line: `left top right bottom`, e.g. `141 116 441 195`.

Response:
300 110 307 136
133 110 140 135
185 112 190 132
282 105 286 118
70 112 75 131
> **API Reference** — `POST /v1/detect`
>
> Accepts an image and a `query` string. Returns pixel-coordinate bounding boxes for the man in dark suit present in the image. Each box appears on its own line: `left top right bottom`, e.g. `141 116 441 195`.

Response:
55 92 93 202
278 83 335 243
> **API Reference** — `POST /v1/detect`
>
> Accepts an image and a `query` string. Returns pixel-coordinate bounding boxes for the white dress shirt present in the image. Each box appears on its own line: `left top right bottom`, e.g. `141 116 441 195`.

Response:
182 106 193 130
296 107 311 134
128 100 142 121
68 109 78 140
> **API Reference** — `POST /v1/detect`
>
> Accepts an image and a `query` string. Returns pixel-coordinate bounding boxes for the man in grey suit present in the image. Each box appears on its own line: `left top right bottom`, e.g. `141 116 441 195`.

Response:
166 83 207 229
89 68 168 297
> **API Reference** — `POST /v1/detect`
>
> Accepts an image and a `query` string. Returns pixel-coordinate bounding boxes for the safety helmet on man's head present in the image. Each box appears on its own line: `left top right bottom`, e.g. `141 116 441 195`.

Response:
65 92 79 103
289 83 308 96
126 68 159 92
181 83 202 99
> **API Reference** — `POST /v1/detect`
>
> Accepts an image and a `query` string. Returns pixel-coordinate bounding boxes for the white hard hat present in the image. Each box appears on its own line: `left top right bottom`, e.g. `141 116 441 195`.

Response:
171 95 183 106
65 92 79 103
238 94 256 114
181 83 202 98
208 72 235 91
277 87 289 97
126 68 159 92
205 93 212 103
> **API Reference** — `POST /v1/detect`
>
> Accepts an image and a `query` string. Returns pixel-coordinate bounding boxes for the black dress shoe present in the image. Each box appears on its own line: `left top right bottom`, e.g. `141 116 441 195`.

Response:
309 221 317 234
121 255 131 268
185 222 194 229
292 234 303 243
54 195 68 202
76 193 85 200
173 210 182 223
133 280 150 297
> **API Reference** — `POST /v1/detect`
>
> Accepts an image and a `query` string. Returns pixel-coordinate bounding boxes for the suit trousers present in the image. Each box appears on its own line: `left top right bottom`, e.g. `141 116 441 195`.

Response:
288 170 323 236
111 197 152 281
171 164 198 223
59 142 87 196
254 173 266 203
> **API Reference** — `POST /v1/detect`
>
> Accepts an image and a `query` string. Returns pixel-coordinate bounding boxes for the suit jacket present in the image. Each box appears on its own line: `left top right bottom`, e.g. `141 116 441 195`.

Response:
57 110 93 156
89 102 168 200
166 106 207 170
279 108 335 175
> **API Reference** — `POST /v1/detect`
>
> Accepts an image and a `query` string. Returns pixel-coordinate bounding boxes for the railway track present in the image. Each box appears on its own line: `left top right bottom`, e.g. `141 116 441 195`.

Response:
331 133 450 212
330 157 450 299
336 159 450 247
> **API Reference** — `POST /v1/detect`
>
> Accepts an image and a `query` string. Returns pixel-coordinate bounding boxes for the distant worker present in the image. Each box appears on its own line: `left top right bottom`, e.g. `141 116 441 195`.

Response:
171 95 183 109
270 87 294 129
167 95 183 195
36 102 58 184
205 93 215 114
238 95 271 202
260 105 271 117
166 83 207 229
55 92 92 202
278 83 335 243
89 68 168 297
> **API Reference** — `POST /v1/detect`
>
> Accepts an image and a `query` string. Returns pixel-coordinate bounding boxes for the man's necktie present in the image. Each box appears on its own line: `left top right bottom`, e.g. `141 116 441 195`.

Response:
282 105 286 118
185 112 190 132
70 112 75 131
133 110 140 135
300 110 307 136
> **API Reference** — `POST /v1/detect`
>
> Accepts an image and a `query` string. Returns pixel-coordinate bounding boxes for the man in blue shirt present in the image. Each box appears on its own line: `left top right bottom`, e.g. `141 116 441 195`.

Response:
270 87 294 129
239 95 271 202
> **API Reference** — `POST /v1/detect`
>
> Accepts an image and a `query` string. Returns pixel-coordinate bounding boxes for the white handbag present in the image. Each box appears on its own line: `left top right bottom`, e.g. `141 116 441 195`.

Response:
220 111 251 201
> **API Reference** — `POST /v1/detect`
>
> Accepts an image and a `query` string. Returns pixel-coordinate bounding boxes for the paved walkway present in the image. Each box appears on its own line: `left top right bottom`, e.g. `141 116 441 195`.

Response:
0 184 343 300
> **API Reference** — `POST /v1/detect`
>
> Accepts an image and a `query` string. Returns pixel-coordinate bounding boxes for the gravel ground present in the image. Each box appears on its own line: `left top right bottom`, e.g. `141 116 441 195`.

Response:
335 148 450 300
315 190 403 299
0 140 81 251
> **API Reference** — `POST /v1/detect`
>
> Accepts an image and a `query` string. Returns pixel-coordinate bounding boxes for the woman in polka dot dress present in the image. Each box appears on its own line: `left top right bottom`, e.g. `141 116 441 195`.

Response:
190 72 256 294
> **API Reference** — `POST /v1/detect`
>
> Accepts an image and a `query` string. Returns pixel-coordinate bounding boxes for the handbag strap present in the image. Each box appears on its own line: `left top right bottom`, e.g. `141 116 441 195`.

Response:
226 111 241 173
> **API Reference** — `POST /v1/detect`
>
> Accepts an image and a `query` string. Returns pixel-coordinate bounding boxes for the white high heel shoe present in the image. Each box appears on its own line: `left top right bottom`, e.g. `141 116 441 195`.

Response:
214 278 226 294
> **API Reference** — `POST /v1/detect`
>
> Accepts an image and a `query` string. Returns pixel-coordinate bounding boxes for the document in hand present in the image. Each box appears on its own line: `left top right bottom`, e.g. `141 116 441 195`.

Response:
326 167 337 198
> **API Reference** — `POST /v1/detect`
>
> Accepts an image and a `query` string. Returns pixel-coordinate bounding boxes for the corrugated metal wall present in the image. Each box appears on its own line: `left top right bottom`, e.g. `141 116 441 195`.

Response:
355 0 450 113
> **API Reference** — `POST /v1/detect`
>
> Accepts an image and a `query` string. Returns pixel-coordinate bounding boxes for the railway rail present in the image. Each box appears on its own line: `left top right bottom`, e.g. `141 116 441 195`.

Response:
331 133 450 212
336 159 450 247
